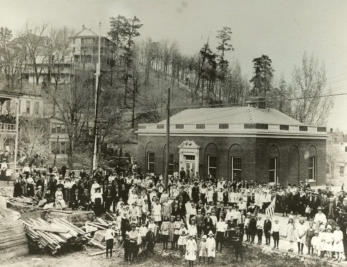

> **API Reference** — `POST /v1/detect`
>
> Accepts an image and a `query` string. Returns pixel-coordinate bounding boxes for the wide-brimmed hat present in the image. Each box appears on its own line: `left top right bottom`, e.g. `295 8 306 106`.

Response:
208 231 214 236
202 235 207 239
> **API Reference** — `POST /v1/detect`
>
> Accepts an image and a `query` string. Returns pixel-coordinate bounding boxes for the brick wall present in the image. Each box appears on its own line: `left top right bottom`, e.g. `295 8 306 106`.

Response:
137 135 326 185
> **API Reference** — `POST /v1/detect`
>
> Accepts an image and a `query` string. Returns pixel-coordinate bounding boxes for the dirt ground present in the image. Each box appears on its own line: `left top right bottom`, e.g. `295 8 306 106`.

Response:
2 242 334 267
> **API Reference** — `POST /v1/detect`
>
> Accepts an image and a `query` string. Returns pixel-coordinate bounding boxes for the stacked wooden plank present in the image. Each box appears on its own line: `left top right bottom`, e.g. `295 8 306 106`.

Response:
43 209 95 227
0 221 29 260
6 197 40 213
22 217 88 255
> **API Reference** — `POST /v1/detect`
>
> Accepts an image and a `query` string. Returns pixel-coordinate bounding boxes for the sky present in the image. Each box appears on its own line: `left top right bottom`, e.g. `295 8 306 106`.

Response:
1 0 347 131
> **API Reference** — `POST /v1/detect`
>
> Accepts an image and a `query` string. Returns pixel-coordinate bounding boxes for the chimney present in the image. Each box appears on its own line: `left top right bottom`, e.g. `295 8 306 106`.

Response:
330 128 333 133
246 96 266 109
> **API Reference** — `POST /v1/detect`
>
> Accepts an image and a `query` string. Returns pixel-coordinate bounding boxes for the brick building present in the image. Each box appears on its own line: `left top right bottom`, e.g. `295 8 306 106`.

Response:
137 100 327 185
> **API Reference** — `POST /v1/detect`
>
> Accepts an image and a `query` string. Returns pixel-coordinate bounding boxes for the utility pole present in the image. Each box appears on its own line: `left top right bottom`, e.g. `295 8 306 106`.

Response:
13 98 19 171
164 87 170 189
53 135 59 167
92 22 101 171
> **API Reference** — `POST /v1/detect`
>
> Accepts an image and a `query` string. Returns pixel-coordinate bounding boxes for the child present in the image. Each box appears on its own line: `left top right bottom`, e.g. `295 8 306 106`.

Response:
285 217 296 252
333 225 344 262
263 216 272 246
311 231 319 256
173 215 182 249
206 231 216 264
317 226 325 257
272 219 280 249
216 218 227 252
145 226 156 256
169 215 176 249
199 235 208 264
161 217 170 250
148 217 158 238
178 223 188 256
232 226 244 262
296 218 306 255
105 224 115 258
305 221 315 255
324 226 334 259
185 234 197 267
139 222 148 250
256 216 263 245
244 213 251 242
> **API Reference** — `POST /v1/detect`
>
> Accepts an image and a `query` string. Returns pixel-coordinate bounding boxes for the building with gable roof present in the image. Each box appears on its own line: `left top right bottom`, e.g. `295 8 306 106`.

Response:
137 98 327 185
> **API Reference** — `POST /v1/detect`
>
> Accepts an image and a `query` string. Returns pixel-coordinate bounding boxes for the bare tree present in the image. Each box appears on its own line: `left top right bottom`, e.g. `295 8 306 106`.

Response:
20 23 48 85
43 70 94 168
18 118 50 162
290 53 334 125
0 27 27 89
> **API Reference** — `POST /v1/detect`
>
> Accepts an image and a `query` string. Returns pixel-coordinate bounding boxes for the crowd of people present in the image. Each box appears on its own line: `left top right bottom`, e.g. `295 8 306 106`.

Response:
11 164 347 264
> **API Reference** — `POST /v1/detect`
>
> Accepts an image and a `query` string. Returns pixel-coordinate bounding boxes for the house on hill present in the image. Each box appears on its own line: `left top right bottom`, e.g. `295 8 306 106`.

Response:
137 98 327 185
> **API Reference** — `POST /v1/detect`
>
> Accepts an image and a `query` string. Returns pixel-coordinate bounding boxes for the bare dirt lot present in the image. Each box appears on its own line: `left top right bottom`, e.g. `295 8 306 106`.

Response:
2 243 333 267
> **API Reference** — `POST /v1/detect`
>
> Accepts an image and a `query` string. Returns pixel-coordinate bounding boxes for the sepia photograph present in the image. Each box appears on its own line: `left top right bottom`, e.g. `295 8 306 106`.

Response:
0 0 347 266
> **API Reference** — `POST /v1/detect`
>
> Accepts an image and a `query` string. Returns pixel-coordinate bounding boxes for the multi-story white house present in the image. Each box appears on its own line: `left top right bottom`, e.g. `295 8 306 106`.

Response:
327 129 347 185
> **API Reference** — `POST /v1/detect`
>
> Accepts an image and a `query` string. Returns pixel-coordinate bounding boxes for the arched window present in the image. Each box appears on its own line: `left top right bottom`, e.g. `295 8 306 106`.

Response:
205 143 218 179
268 145 279 183
229 144 242 182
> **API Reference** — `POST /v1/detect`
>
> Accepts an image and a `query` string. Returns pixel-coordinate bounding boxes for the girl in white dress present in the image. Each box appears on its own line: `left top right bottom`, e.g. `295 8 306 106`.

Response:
185 235 197 267
333 225 344 262
296 218 306 255
311 231 319 256
178 223 188 256
199 235 208 264
206 231 216 264
324 226 334 259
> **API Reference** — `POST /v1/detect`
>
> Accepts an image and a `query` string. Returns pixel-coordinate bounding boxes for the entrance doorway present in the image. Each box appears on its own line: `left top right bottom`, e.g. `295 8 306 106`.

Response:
184 154 196 178
178 140 200 179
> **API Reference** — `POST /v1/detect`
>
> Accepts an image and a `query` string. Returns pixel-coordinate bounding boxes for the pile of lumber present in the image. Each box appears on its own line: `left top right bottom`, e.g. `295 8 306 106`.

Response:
43 209 95 227
22 217 88 255
6 197 40 213
0 221 29 260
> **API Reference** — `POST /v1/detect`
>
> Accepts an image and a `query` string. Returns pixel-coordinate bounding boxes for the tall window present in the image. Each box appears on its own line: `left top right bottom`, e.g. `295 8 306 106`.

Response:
26 100 30 114
308 156 316 180
208 156 217 178
147 152 155 173
269 157 277 183
340 166 345 177
60 142 66 154
51 124 56 134
51 141 67 154
34 102 40 115
231 157 242 182
51 141 58 154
